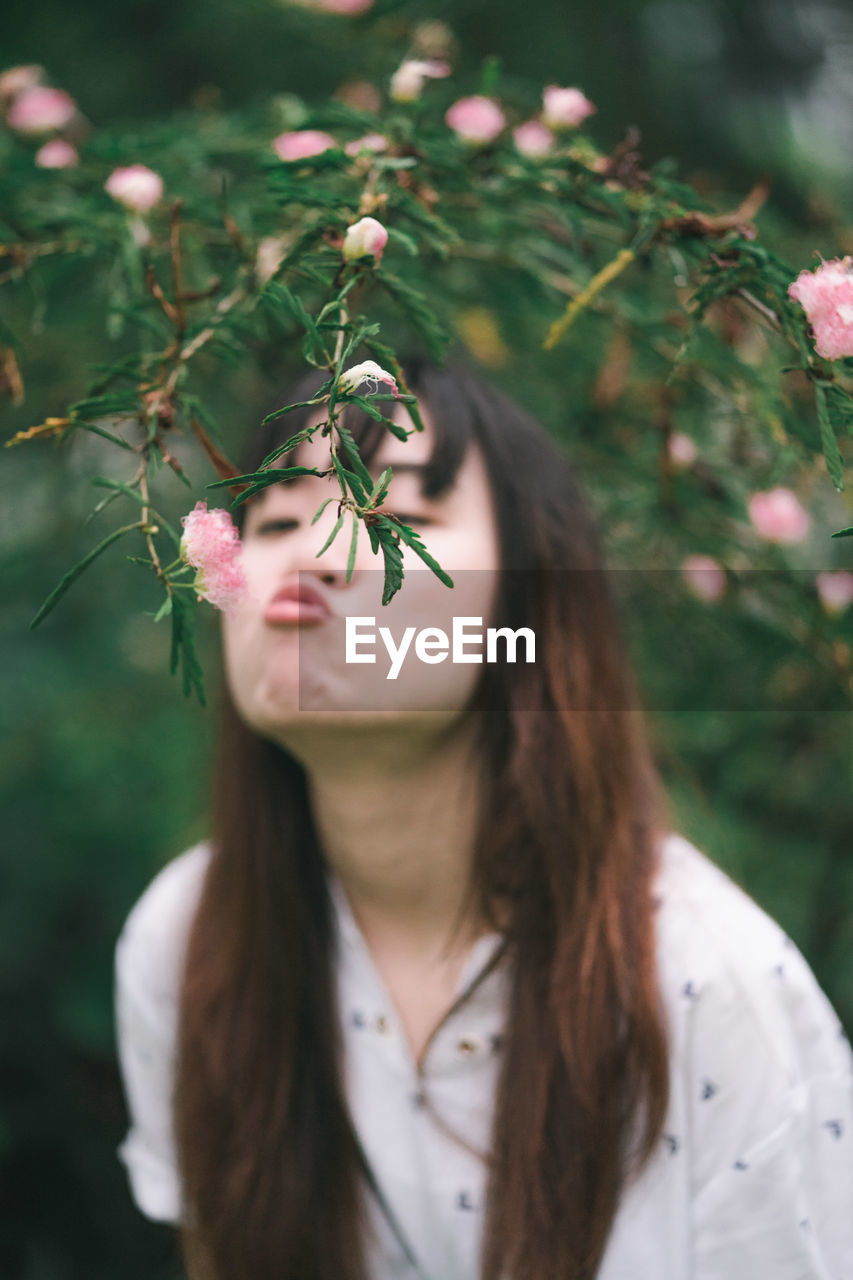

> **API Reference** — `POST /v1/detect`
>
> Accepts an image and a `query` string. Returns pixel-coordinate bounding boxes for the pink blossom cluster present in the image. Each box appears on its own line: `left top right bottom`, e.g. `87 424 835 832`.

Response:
513 84 596 158
747 487 811 545
180 501 248 611
788 258 853 361
2 65 81 167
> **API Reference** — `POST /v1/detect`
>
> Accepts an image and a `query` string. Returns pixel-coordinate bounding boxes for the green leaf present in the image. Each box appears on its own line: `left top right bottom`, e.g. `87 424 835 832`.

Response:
375 522 404 605
311 497 337 525
393 518 454 589
261 390 332 426
346 510 359 582
317 508 344 556
369 467 392 508
30 522 140 629
262 281 331 365
152 595 173 622
831 526 853 538
168 590 207 705
336 422 374 492
815 384 845 492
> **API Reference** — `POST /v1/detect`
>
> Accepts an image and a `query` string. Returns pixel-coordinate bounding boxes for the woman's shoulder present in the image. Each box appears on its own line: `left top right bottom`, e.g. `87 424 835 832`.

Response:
115 839 213 996
652 829 851 1108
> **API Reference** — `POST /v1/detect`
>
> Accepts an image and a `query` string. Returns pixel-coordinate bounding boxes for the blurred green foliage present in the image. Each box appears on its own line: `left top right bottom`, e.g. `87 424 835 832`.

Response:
2 1 852 1276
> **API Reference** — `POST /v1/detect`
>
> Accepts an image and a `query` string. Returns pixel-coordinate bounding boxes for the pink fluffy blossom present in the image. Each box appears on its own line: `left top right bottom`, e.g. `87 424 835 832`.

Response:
747 487 811 545
180 501 248 612
272 129 337 161
389 59 450 103
541 85 596 130
344 132 387 157
513 119 554 157
6 86 76 134
342 216 388 264
105 164 164 212
35 138 78 169
681 554 726 602
788 258 853 360
816 570 853 615
445 96 505 145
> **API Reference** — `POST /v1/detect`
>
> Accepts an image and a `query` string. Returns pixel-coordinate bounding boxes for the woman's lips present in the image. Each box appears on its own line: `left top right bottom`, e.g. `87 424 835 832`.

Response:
263 583 330 626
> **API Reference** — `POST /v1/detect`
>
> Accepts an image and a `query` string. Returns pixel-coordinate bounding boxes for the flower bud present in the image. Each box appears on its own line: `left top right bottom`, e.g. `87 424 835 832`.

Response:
747 487 811 545
105 164 164 212
681 554 726 602
816 570 853 616
512 119 554 157
0 65 44 103
344 133 387 158
445 95 505 145
272 129 337 161
342 216 388 264
6 86 76 135
667 432 697 469
389 59 450 104
35 138 79 169
541 85 596 130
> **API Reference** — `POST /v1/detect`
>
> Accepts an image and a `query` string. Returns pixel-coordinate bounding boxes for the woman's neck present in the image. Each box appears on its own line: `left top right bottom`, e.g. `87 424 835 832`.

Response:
292 715 490 962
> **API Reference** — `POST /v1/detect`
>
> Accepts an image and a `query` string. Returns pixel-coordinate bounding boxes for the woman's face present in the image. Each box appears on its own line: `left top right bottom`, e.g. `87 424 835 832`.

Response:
221 396 500 743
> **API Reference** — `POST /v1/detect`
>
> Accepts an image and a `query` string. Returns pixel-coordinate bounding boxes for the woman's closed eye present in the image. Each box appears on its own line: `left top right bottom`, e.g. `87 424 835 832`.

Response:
253 518 299 535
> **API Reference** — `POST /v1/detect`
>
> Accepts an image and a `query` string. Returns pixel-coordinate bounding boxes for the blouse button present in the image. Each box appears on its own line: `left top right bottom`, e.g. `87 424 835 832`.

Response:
457 1037 478 1056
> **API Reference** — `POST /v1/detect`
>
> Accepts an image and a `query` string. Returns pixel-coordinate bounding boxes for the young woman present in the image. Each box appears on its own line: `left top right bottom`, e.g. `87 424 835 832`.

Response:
114 355 852 1280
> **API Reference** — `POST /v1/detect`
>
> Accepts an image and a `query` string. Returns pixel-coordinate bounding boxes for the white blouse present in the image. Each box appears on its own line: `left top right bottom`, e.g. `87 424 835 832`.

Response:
113 831 853 1279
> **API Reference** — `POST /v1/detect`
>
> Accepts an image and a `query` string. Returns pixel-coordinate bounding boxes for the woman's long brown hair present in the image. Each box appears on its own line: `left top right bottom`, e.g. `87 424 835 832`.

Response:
173 354 674 1280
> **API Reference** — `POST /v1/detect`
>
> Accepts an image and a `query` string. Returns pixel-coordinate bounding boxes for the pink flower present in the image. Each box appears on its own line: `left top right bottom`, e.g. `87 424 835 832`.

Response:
816 570 853 616
0 65 44 103
681 554 726 602
339 359 398 398
35 138 79 169
541 85 596 130
105 164 164 212
445 95 505 145
272 129 337 161
180 501 248 612
342 216 388 264
344 132 387 157
668 432 697 469
389 59 451 103
512 119 554 157
788 258 853 361
748 487 811 544
6 86 76 134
